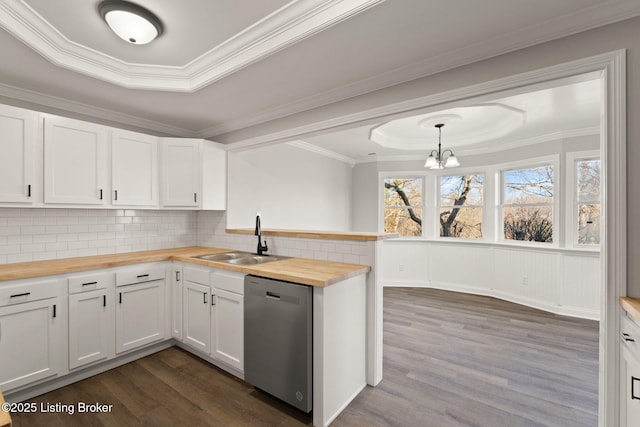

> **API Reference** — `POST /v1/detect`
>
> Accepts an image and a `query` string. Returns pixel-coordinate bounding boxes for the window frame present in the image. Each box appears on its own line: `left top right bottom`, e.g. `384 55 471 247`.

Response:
379 173 425 238
436 171 485 241
565 150 601 249
498 156 559 246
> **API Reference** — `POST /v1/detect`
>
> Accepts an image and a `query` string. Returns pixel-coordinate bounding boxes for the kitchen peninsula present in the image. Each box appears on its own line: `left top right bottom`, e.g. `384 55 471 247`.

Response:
0 246 371 427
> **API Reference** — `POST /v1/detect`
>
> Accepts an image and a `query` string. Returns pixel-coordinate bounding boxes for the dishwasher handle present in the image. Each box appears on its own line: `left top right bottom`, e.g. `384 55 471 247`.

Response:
266 291 280 300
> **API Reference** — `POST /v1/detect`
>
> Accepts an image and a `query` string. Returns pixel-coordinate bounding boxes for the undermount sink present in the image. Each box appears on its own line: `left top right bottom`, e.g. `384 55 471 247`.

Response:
192 251 287 266
194 251 250 262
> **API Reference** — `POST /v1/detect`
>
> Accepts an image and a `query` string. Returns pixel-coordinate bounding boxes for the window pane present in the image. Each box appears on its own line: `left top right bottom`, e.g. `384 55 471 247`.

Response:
503 166 554 204
439 174 484 207
578 203 600 245
384 208 422 236
384 178 422 207
503 206 553 242
577 159 600 201
440 207 482 238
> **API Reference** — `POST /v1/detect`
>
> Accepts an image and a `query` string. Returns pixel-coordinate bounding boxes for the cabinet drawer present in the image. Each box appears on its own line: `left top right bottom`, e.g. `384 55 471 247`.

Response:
68 271 113 294
212 270 245 294
0 279 60 307
184 266 211 286
116 264 165 286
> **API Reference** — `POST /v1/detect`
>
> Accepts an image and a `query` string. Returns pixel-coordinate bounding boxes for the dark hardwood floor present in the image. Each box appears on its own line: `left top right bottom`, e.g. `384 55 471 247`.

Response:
10 288 599 427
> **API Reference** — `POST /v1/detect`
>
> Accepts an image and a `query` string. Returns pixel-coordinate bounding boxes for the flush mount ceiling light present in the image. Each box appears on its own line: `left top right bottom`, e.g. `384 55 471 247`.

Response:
424 123 460 169
99 0 163 45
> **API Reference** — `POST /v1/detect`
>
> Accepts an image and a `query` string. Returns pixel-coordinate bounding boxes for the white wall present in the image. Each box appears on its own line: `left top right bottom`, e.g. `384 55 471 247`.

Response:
382 240 600 319
227 143 352 230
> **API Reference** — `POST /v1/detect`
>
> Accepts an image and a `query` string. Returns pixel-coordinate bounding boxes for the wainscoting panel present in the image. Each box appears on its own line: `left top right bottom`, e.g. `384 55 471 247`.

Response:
381 241 600 320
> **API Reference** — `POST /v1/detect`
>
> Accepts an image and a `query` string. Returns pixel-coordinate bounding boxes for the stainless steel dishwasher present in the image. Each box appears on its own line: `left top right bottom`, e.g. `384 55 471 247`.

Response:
244 275 313 413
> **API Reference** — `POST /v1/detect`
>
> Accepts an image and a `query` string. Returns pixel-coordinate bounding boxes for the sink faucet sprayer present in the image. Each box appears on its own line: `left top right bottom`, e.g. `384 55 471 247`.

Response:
255 214 268 255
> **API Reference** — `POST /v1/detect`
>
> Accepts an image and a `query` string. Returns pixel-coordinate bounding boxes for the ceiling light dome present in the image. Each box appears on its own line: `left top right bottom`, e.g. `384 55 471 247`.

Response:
99 0 163 45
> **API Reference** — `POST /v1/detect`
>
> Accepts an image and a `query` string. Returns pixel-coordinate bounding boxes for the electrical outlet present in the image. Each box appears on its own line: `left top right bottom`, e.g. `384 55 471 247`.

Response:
399 264 405 272
522 276 528 285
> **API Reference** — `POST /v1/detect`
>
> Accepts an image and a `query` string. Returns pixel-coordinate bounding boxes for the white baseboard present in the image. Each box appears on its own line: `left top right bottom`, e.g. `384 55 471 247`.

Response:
382 280 600 321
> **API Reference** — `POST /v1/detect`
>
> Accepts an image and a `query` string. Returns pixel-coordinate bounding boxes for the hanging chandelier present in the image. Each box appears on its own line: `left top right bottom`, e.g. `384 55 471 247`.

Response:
424 123 460 169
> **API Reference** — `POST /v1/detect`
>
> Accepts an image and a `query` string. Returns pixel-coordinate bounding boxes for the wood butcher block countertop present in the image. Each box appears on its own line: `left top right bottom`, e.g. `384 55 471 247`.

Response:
0 246 370 288
621 297 640 325
0 389 10 427
226 228 397 241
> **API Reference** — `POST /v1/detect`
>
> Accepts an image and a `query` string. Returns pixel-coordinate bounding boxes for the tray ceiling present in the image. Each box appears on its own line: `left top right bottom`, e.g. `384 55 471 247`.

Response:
0 0 638 142
1 0 383 91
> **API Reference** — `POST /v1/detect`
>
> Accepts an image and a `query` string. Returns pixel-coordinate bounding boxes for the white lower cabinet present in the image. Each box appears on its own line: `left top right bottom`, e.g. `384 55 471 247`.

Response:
0 279 64 392
621 314 640 426
0 261 249 398
211 270 244 372
169 264 183 340
115 265 166 354
68 272 114 370
182 266 212 353
211 288 243 371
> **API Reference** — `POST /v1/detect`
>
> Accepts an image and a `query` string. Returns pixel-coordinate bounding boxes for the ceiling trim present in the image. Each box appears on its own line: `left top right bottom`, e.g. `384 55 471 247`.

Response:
198 1 640 139
223 50 618 151
352 126 601 164
0 0 384 92
0 81 195 136
287 140 356 166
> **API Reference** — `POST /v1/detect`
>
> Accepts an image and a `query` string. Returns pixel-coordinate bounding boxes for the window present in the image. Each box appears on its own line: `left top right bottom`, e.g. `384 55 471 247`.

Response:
576 158 601 245
502 165 554 243
439 174 484 238
383 177 423 236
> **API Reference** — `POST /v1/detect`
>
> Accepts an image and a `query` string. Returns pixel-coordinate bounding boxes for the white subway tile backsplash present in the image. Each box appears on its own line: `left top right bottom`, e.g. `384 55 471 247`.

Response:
0 208 197 264
1 209 376 272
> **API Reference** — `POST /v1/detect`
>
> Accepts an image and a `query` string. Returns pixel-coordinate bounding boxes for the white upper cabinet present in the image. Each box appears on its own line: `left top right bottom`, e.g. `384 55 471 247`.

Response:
160 138 200 207
44 115 108 205
111 130 159 207
160 138 227 210
0 105 39 203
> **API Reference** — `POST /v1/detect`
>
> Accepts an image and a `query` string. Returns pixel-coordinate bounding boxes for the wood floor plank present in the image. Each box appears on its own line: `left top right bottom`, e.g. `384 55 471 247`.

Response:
332 288 599 427
10 287 598 427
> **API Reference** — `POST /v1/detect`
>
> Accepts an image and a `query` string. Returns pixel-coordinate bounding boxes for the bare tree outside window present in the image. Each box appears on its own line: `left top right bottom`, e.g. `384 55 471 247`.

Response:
439 174 484 238
384 178 423 237
577 159 601 245
502 166 554 243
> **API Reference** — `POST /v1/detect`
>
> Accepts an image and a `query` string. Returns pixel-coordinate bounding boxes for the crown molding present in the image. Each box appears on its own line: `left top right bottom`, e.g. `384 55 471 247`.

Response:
351 126 601 164
198 1 640 139
0 81 195 136
287 140 356 166
0 0 384 92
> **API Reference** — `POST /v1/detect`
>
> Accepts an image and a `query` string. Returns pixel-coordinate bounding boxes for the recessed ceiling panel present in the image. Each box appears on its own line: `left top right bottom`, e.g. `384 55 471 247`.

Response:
24 0 291 66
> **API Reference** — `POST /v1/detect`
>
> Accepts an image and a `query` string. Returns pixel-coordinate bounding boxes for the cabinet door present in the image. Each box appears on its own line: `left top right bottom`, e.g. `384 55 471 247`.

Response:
115 280 165 353
69 289 113 370
0 298 62 392
160 139 200 207
112 130 158 206
622 346 640 426
183 280 211 353
0 105 38 203
170 267 183 340
44 116 107 205
212 288 243 371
